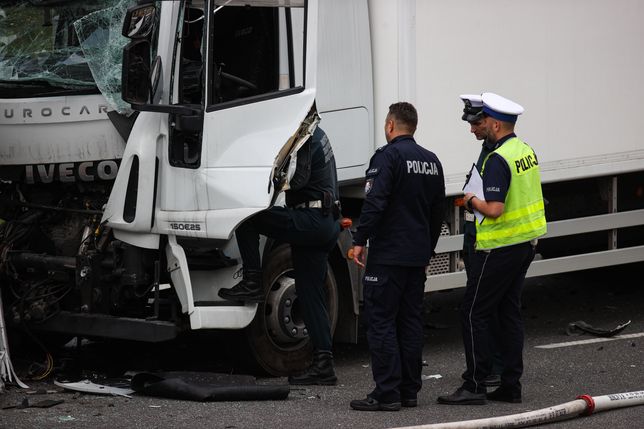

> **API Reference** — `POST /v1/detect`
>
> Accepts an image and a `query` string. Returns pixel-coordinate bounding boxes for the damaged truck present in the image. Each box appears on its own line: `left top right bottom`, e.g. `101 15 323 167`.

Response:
1 0 644 376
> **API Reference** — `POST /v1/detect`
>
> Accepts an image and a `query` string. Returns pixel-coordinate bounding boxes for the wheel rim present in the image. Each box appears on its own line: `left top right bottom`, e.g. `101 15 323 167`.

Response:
247 244 340 375
264 269 309 347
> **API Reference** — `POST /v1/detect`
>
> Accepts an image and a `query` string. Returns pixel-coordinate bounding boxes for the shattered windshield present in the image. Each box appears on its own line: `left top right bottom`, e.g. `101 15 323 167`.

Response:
0 0 137 111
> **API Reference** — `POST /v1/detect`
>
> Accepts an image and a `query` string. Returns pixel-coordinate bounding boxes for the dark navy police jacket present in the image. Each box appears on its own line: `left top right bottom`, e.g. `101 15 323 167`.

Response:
285 127 338 207
353 135 446 267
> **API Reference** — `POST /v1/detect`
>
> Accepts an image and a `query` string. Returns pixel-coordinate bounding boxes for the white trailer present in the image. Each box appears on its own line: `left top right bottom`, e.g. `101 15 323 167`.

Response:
361 0 644 290
1 0 643 375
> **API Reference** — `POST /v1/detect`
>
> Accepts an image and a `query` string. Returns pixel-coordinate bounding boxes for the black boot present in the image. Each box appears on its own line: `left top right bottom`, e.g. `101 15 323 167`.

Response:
288 350 337 386
218 269 264 303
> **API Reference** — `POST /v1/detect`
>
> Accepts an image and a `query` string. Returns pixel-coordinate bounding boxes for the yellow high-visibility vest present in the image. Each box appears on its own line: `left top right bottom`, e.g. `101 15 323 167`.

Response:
476 137 547 250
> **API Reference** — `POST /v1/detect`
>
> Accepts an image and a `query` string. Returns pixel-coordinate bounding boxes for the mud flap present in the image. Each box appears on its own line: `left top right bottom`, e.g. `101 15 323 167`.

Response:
165 235 195 315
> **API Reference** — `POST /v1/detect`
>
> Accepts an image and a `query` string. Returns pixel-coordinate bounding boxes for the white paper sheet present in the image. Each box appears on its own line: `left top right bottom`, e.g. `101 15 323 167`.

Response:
463 164 486 224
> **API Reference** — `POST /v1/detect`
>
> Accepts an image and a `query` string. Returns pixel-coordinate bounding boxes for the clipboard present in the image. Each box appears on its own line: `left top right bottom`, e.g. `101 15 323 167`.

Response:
462 164 486 224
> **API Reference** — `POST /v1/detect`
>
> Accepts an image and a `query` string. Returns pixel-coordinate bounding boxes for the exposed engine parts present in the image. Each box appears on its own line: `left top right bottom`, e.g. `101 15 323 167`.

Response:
0 182 179 341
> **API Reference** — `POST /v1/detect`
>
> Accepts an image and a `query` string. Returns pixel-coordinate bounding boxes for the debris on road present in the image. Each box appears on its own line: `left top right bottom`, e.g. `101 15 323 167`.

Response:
421 374 442 380
565 320 631 337
25 389 61 395
2 397 64 409
54 379 134 398
130 371 290 402
57 416 76 422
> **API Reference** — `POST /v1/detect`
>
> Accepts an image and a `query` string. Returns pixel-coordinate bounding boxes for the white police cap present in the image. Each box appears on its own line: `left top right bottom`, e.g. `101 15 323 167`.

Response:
460 94 483 107
481 92 524 123
460 94 484 122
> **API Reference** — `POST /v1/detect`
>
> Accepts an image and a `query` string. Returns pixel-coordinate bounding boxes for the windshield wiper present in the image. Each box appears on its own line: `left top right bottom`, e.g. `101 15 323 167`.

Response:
0 79 55 86
0 78 92 89
0 78 97 98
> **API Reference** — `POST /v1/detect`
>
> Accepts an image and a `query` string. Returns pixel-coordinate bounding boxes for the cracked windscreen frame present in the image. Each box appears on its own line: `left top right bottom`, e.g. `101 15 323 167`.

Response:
0 0 139 112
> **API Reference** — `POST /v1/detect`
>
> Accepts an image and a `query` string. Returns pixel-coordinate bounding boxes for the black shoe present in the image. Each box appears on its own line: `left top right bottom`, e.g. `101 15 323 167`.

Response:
487 386 522 403
218 269 264 303
401 398 418 408
350 396 401 412
483 374 502 387
288 351 337 386
437 387 486 405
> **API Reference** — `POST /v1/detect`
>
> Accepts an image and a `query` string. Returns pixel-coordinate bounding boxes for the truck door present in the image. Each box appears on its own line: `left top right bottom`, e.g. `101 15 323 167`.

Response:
157 0 318 240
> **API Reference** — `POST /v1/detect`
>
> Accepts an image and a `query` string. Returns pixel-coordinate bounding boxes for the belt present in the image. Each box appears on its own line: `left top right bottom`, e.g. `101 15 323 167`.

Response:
476 240 538 253
294 200 323 209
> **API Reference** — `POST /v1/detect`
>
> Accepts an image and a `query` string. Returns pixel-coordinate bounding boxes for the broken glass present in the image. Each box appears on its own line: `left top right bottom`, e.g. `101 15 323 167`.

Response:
0 0 137 113
73 0 139 113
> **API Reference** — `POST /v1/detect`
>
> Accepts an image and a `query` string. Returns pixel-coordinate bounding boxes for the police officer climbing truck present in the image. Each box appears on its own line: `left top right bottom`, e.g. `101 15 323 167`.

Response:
217 126 342 386
438 93 547 406
350 102 446 411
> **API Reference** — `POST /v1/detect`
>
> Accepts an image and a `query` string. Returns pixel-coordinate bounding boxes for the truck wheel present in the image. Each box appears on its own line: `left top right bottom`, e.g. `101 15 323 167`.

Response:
246 244 338 376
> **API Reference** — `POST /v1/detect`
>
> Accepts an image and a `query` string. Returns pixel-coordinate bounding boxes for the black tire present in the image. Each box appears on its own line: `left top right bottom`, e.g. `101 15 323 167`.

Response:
246 244 338 376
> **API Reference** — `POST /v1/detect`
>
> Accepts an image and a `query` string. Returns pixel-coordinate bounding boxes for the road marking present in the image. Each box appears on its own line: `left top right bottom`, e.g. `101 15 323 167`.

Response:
535 332 644 349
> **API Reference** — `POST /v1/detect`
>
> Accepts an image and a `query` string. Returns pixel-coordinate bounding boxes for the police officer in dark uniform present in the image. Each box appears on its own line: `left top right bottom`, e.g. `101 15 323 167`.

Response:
460 94 495 278
349 102 446 411
460 94 503 387
438 93 546 405
218 126 341 386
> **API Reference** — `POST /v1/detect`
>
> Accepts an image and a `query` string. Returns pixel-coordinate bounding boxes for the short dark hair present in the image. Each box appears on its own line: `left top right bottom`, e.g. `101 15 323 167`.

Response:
388 102 418 133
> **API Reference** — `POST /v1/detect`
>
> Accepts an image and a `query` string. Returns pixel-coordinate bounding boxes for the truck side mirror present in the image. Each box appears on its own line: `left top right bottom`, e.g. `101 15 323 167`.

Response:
122 39 151 105
122 3 156 39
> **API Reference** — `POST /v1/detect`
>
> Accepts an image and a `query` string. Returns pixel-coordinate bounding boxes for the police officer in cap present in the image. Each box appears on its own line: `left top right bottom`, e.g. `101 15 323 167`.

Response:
218 125 341 386
460 94 491 278
460 94 503 387
438 93 546 405
350 102 446 411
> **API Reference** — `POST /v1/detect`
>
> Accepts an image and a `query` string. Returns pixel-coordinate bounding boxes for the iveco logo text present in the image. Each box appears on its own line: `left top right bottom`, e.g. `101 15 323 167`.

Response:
3 105 108 119
25 160 119 184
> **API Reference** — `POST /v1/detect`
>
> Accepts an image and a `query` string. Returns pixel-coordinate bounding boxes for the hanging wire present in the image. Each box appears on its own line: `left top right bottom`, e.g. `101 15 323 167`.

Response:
214 0 234 15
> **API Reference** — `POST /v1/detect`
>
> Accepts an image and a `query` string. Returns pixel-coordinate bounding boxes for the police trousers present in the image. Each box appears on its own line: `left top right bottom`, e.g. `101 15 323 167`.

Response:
235 206 340 351
460 241 535 394
363 263 426 403
463 221 503 375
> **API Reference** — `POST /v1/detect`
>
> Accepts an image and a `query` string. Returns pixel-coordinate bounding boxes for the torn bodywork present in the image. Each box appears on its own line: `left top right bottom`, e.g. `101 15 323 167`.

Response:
271 105 321 200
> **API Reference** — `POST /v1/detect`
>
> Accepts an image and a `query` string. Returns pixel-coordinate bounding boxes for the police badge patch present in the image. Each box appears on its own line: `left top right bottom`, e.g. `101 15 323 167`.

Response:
365 178 374 195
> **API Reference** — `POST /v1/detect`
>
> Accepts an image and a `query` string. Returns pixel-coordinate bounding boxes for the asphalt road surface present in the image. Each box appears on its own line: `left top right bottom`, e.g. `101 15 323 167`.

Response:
1 263 643 429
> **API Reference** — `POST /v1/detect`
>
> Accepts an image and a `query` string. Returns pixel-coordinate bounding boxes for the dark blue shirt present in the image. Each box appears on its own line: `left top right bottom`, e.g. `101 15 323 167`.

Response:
481 133 515 203
353 135 446 266
463 138 501 249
